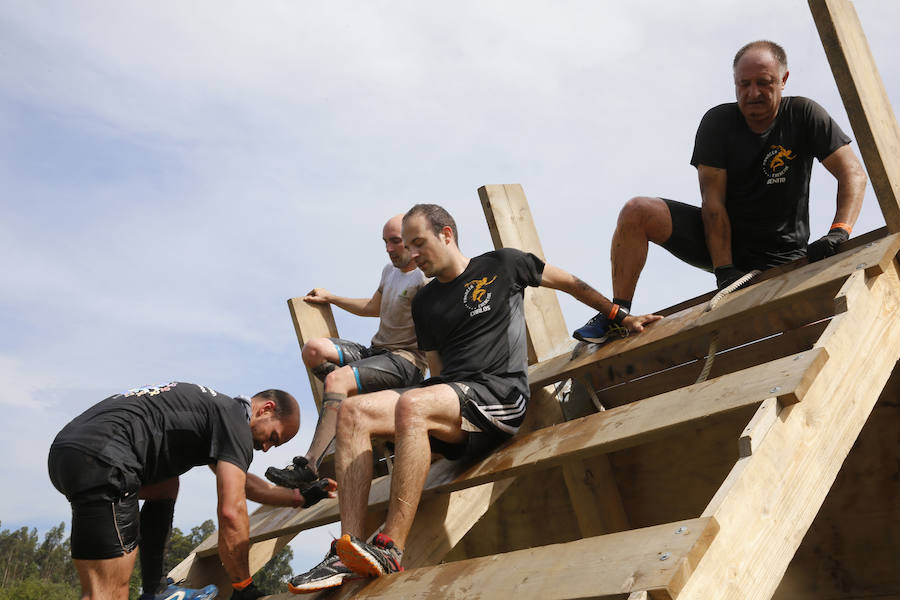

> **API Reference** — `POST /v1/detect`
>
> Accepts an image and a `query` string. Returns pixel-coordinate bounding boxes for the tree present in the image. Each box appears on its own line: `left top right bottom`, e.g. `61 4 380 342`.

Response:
0 521 77 600
0 516 293 599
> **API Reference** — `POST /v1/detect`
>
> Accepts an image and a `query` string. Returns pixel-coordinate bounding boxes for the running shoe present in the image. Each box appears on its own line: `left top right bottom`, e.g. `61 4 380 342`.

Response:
572 312 628 344
335 533 403 577
139 578 217 600
287 540 358 594
266 455 317 489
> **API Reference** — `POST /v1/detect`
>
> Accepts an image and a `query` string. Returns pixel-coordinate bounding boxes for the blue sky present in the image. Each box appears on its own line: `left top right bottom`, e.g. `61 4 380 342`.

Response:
2 0 898 577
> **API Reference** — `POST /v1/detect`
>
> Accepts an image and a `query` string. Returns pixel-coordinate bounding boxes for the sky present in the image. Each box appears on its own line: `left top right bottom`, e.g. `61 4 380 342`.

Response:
2 0 898 579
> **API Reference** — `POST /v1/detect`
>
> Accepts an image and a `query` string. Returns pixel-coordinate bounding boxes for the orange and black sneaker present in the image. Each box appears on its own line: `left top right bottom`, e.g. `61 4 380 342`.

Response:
336 533 404 577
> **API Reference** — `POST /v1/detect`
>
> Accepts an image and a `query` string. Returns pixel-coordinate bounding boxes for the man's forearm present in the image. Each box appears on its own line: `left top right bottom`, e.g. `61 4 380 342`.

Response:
701 205 733 268
245 472 299 506
217 506 251 582
328 295 379 317
541 265 615 314
832 168 866 228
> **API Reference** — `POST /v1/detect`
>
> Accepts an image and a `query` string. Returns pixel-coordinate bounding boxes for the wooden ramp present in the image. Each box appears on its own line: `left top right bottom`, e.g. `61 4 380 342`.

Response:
171 0 900 597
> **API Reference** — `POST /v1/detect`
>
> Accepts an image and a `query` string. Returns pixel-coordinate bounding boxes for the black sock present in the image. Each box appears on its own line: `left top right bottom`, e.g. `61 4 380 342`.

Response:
612 297 633 312
139 498 176 595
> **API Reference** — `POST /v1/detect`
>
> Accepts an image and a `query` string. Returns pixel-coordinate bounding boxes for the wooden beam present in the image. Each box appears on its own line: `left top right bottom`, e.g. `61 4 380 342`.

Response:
679 262 900 598
528 233 900 389
810 0 900 232
478 184 571 362
452 349 827 493
590 320 829 411
479 183 631 537
287 297 338 410
266 518 719 600
738 398 780 458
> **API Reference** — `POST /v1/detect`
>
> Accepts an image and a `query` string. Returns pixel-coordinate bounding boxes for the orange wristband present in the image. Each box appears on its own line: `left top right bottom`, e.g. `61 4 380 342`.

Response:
607 304 619 320
831 222 852 234
232 577 253 590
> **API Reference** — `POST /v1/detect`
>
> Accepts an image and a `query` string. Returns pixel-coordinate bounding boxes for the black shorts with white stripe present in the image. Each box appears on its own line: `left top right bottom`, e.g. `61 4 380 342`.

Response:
426 377 526 462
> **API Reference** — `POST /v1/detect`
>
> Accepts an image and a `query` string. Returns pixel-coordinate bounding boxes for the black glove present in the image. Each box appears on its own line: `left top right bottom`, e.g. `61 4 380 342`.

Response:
299 478 331 508
807 227 850 262
231 581 267 600
265 456 317 489
714 264 747 290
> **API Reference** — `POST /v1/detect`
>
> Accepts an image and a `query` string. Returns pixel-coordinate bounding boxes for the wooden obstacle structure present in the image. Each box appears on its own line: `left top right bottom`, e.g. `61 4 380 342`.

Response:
170 1 900 597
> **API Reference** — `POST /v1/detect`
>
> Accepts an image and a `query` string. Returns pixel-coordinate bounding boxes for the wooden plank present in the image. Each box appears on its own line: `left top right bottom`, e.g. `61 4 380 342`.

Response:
453 349 827 493
676 262 900 599
810 0 900 232
590 320 828 411
738 398 780 458
287 297 338 411
478 184 571 362
657 227 890 318
528 234 900 389
264 518 719 600
773 374 900 599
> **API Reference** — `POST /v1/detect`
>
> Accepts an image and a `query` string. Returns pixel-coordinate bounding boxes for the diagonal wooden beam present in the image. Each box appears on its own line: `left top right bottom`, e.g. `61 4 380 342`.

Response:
265 518 720 600
677 260 900 598
810 0 900 232
287 297 338 411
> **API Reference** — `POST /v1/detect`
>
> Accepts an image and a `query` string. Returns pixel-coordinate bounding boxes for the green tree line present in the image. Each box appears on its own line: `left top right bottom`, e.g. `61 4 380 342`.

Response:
0 520 292 599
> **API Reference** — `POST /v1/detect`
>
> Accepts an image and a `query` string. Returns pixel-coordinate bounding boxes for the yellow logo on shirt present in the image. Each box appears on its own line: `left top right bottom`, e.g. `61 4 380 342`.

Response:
464 275 497 315
763 144 796 183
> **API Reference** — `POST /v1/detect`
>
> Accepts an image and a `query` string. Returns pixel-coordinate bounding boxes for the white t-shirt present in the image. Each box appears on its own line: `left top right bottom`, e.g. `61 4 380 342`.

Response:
370 264 429 372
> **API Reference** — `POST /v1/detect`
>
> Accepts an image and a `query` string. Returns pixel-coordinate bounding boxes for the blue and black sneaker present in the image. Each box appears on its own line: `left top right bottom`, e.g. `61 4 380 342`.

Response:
139 578 217 600
572 311 628 344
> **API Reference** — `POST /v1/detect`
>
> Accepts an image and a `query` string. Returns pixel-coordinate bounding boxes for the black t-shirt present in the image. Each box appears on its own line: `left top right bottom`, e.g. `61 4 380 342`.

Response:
690 96 851 268
412 248 545 400
51 382 253 485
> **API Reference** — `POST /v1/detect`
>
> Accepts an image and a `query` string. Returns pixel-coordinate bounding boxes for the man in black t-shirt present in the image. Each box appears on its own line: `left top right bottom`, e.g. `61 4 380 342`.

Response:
287 204 660 593
49 382 330 600
573 39 867 344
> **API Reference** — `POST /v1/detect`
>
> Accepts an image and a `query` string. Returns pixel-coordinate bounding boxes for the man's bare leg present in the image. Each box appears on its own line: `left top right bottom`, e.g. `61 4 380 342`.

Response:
335 389 402 537
74 551 137 600
610 196 674 301
302 337 343 380
304 366 358 468
382 385 466 549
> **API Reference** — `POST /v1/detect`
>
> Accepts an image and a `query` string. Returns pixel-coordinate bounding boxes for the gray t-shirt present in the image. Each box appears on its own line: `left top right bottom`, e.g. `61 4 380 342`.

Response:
370 264 429 372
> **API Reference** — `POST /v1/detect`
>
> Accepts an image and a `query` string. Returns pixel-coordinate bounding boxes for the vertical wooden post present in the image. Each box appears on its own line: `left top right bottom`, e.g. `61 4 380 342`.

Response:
478 183 630 536
809 0 900 231
287 298 339 411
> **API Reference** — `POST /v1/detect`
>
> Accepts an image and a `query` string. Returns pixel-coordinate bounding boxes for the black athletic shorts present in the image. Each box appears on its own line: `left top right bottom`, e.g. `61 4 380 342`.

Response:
330 338 424 394
660 198 805 272
393 378 513 463
659 199 714 272
48 445 141 559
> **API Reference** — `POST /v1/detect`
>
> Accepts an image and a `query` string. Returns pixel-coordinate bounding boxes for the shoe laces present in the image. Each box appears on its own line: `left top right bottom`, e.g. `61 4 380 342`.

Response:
586 312 609 327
